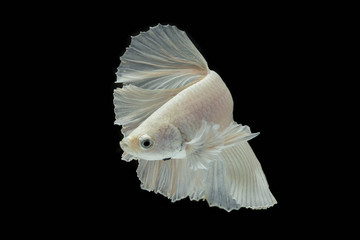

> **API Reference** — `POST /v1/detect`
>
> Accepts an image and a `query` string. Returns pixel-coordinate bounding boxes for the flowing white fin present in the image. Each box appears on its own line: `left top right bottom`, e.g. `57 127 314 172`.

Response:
222 121 260 146
135 143 276 211
116 24 209 89
185 122 224 170
121 152 137 162
186 120 259 170
185 120 275 210
203 160 241 211
136 158 206 202
113 85 183 136
219 142 277 210
135 121 275 210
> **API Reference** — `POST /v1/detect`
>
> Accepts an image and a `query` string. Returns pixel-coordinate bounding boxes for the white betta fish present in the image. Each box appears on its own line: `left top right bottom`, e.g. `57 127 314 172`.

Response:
114 24 277 211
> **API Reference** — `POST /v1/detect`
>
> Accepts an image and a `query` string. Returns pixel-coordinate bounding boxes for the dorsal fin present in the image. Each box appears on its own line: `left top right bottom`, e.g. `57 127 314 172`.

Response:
116 24 209 89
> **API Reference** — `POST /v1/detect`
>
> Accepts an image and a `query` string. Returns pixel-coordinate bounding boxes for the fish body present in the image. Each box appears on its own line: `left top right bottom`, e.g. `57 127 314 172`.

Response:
114 24 277 211
166 71 234 135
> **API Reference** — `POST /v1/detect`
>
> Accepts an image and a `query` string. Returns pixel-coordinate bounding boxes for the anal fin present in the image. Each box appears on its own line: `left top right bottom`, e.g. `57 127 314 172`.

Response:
136 158 206 202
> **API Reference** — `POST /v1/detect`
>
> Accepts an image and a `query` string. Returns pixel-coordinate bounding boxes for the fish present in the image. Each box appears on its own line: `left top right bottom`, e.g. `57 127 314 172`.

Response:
113 24 277 211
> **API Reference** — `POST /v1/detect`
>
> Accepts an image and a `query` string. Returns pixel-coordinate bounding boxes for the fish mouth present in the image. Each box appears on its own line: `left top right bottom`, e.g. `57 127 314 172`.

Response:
120 137 141 160
120 137 134 153
120 140 128 151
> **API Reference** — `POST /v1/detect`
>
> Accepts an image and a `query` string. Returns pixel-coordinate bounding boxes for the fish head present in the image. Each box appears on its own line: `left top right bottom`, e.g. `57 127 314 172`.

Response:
120 122 184 161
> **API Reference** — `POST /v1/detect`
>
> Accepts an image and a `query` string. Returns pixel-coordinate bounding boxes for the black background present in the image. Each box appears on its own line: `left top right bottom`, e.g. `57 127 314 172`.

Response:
21 3 344 237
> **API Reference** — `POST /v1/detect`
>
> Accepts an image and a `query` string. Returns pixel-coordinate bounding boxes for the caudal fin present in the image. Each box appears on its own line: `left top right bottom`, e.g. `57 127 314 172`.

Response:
116 24 209 89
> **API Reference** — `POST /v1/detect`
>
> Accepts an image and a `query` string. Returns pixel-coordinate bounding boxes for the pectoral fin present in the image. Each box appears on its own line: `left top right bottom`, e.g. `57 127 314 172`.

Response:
185 120 259 170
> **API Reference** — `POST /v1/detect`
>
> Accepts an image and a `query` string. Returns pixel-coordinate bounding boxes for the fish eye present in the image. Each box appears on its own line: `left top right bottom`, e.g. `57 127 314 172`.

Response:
139 134 153 150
